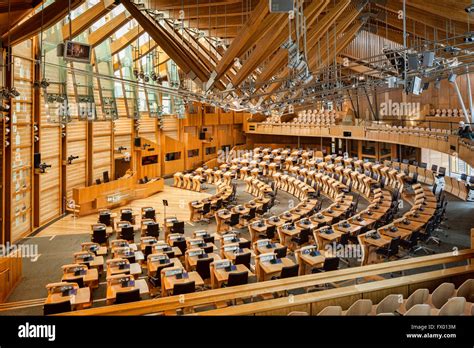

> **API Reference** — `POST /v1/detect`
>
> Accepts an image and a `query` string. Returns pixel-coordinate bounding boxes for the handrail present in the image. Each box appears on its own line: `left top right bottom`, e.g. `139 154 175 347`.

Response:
196 264 474 316
61 249 474 316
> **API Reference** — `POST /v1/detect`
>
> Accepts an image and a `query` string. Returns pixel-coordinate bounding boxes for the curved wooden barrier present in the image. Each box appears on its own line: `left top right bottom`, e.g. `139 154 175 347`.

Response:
58 249 474 316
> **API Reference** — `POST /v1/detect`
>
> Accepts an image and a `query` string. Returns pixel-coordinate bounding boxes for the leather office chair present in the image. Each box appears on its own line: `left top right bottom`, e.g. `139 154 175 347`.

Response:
376 236 401 261
234 252 251 269
119 226 135 242
115 288 141 304
92 228 108 245
64 277 84 288
170 221 185 234
274 246 288 259
238 240 251 249
145 223 160 238
43 300 71 315
173 281 196 295
226 271 249 287
196 258 214 282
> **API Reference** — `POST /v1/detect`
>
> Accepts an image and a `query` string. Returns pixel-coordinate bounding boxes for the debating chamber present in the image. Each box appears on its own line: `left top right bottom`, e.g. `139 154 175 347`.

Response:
1 0 474 330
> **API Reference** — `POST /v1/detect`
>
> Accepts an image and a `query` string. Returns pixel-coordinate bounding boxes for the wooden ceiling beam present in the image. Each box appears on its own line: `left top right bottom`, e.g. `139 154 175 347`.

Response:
256 0 350 86
1 0 84 46
62 0 118 40
89 12 131 47
210 0 270 87
231 0 329 88
122 0 210 84
0 1 41 12
110 24 145 56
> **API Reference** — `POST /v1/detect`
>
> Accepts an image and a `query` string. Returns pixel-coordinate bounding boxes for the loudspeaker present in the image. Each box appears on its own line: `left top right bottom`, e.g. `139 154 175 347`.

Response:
407 76 422 95
95 179 101 185
103 171 110 183
34 153 41 169
199 132 205 140
407 53 419 70
422 51 435 67
343 131 352 137
448 73 457 83
134 137 141 147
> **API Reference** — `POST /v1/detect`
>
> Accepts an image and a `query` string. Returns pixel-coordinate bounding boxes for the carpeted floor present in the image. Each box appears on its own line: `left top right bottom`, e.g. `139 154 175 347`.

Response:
1 177 472 315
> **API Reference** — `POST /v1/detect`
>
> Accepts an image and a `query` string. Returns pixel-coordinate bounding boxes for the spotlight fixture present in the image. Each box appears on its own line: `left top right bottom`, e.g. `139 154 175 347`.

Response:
465 3 474 13
464 32 474 42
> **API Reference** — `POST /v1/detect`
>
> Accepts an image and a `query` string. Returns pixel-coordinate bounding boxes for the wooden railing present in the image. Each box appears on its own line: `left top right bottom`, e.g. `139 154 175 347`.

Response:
245 123 474 168
60 249 474 316
198 264 474 315
0 251 22 303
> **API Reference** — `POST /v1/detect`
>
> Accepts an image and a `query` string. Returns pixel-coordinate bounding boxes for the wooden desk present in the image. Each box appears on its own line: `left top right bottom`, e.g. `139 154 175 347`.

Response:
333 222 362 236
62 268 99 288
161 271 204 297
379 226 412 239
403 212 432 224
46 287 91 311
258 257 295 281
106 278 149 305
298 249 326 275
280 212 299 222
211 264 253 289
362 234 391 248
349 216 377 228
233 205 249 216
267 217 285 227
255 241 284 255
75 255 104 271
310 214 333 226
223 248 252 261
394 219 425 232
187 253 221 270
148 258 183 274
106 262 142 278
322 209 345 219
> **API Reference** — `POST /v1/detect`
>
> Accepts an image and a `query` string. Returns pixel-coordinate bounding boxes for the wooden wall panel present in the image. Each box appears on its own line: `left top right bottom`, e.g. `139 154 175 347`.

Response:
184 126 203 170
138 116 157 143
10 49 34 242
92 122 112 182
39 126 61 225
113 117 132 152
66 122 87 199
162 135 184 176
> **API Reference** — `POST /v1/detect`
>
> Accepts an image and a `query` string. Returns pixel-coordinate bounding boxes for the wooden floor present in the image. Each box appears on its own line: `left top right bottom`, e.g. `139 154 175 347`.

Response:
36 185 211 237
